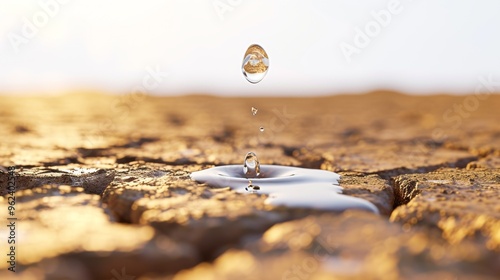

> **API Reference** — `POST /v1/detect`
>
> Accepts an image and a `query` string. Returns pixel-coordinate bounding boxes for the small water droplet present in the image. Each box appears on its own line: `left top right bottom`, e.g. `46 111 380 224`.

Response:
259 127 264 132
243 152 260 178
242 44 269 84
245 180 260 192
246 185 260 192
251 107 258 116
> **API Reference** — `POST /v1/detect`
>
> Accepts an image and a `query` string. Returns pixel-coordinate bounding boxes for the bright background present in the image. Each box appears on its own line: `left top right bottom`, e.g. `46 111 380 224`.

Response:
1 0 499 96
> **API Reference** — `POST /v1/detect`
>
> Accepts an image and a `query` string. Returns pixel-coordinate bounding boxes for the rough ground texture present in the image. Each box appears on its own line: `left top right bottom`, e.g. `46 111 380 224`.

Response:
0 92 499 279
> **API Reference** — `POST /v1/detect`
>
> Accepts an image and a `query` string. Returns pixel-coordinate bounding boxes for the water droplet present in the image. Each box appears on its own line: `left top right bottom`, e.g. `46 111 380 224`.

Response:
259 127 264 132
245 180 260 192
242 44 269 84
251 107 258 116
243 152 260 178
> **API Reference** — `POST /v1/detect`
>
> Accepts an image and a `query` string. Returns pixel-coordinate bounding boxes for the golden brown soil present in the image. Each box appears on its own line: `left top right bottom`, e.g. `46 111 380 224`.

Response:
0 92 499 279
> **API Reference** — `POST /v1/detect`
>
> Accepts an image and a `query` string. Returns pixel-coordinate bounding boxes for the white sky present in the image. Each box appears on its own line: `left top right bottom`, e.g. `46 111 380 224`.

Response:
0 0 499 96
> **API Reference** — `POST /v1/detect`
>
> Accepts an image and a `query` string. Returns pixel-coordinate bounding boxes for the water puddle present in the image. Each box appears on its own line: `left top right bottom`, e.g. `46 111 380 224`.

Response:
191 153 379 214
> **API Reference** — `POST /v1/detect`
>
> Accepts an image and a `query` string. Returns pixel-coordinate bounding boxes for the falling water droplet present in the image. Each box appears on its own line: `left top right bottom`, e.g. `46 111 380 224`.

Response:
260 127 264 132
243 152 260 178
251 107 258 116
242 44 269 84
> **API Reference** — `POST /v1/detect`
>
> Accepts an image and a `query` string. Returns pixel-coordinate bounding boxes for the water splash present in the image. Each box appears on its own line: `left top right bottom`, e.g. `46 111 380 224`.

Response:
242 44 269 84
243 152 260 178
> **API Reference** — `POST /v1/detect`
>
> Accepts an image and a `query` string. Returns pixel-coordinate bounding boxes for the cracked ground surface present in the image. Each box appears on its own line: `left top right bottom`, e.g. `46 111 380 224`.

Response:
0 92 499 279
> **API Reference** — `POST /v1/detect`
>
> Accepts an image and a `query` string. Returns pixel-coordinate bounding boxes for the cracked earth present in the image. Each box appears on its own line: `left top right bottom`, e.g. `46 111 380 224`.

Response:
0 92 499 279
